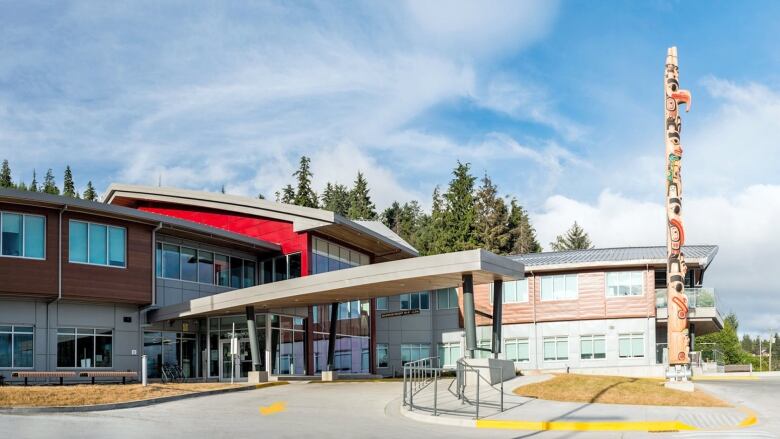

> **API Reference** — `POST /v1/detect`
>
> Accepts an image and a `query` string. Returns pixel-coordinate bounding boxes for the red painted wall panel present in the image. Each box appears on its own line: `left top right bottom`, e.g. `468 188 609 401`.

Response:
138 204 309 275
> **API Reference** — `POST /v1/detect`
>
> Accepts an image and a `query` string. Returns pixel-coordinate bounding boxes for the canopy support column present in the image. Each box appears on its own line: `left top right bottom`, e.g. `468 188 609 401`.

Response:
491 279 503 358
462 274 477 358
246 306 261 372
327 302 339 371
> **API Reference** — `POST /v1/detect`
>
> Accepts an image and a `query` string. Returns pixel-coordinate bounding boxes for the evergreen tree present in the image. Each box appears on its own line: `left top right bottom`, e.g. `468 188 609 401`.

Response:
474 174 510 254
741 334 754 353
16 181 27 191
382 200 426 251
83 181 98 201
292 156 318 208
220 185 226 194
257 193 265 200
42 169 59 195
440 162 478 252
63 165 78 198
507 199 542 254
0 160 12 188
29 170 39 192
347 172 377 220
321 183 351 216
381 201 402 232
695 312 748 365
550 221 593 251
276 184 295 204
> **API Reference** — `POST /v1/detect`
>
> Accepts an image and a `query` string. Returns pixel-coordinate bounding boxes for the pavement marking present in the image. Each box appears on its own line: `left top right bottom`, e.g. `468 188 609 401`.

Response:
475 419 698 432
693 376 759 381
259 401 286 416
737 406 759 428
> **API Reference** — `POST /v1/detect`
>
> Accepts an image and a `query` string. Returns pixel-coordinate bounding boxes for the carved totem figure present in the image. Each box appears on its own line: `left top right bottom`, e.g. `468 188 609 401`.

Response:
665 47 691 366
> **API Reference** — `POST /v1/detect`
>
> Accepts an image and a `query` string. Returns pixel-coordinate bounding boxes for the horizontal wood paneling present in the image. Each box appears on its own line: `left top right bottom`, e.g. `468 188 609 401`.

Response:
0 202 58 298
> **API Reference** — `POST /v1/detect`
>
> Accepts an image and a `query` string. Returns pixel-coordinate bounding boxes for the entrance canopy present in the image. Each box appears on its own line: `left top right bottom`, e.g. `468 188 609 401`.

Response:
149 249 524 322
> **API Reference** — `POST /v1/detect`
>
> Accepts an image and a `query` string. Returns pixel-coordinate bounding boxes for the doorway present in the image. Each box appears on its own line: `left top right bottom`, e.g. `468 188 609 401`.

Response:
219 338 252 380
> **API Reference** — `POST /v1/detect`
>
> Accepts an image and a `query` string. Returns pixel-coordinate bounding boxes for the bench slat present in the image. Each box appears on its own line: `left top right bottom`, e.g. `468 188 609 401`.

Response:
11 372 77 378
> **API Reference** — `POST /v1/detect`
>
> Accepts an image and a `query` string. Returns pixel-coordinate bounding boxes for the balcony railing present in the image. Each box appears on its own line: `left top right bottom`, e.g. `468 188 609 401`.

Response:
655 287 717 309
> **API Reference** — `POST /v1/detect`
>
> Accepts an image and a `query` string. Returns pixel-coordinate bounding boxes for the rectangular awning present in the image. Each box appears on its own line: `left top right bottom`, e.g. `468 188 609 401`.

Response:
149 249 524 322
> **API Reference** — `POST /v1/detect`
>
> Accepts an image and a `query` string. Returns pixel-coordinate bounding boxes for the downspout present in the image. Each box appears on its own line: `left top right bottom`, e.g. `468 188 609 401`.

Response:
138 222 162 378
47 205 67 371
530 269 538 371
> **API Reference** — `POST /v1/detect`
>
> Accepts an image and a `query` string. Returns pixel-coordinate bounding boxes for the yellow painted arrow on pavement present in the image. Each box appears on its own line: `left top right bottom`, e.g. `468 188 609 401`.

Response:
259 401 286 416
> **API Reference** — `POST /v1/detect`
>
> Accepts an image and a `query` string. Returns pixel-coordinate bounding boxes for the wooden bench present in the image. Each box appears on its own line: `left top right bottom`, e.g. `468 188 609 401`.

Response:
79 371 138 384
12 371 77 386
724 364 752 373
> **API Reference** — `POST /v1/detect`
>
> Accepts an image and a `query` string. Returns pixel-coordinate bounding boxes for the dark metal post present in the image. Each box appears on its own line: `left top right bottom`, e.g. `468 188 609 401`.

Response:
462 274 477 358
246 306 261 372
326 302 339 371
492 279 503 357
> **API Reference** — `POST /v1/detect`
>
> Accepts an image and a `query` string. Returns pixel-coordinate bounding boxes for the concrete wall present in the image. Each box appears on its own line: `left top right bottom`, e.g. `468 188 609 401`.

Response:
0 298 141 381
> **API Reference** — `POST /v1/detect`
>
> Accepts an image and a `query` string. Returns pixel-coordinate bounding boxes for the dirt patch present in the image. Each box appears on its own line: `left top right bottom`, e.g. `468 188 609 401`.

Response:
514 374 730 407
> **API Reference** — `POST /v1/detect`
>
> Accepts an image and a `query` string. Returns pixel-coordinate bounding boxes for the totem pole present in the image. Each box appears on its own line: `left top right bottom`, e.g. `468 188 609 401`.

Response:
664 47 692 383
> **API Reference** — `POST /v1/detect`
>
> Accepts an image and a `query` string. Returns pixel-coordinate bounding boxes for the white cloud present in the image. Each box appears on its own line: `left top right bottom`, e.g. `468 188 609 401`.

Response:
531 185 780 335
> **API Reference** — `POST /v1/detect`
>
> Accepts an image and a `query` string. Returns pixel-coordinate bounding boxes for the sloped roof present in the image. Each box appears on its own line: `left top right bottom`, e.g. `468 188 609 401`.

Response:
353 220 417 255
509 245 718 271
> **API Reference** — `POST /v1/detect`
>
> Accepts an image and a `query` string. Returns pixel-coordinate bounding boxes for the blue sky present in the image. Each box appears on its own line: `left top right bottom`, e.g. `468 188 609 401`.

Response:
1 1 779 334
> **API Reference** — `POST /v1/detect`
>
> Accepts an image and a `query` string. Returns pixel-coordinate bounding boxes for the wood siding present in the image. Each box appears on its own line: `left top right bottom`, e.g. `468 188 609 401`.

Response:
469 268 657 327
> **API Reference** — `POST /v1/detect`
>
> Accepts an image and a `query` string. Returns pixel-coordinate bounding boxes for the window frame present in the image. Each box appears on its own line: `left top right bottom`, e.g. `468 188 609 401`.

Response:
438 342 462 367
400 292 430 311
618 333 645 358
311 237 369 275
375 296 389 310
540 274 578 301
68 220 127 269
56 327 114 369
489 279 529 305
376 343 389 368
0 325 35 369
0 211 46 261
605 271 645 298
543 336 569 361
435 288 459 310
400 343 430 365
156 241 257 287
504 338 530 362
580 334 607 360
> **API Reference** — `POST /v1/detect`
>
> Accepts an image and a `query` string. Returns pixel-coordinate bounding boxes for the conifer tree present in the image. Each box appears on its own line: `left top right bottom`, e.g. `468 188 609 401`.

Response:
29 170 39 192
321 182 351 215
42 169 59 195
550 221 593 251
474 174 510 254
16 181 27 191
63 165 78 197
347 172 377 220
507 199 541 254
83 181 98 201
381 201 402 232
257 193 265 200
441 162 478 252
292 156 318 208
0 160 12 188
276 184 295 204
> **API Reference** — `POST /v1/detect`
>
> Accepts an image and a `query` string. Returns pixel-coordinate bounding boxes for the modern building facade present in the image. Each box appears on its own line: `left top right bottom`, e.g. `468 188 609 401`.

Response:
0 185 722 382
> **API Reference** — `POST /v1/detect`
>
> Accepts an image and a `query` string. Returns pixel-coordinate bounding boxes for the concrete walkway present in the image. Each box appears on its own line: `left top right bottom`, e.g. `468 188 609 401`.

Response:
402 374 754 432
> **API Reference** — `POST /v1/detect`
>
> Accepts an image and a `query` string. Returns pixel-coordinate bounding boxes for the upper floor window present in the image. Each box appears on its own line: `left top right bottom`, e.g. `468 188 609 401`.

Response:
435 288 458 309
0 211 45 259
311 237 369 274
260 253 302 284
489 279 529 304
69 220 125 267
606 271 644 297
156 242 256 288
540 274 577 301
376 296 388 310
400 292 429 310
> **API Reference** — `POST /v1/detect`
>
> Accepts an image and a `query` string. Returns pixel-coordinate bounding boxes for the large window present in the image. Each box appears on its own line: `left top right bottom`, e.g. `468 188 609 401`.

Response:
376 296 388 310
606 271 645 297
0 212 45 259
0 325 34 368
376 343 389 368
436 288 458 309
490 279 529 304
69 220 126 267
311 237 369 274
580 335 606 360
57 328 112 368
400 292 429 310
505 338 529 362
438 342 461 366
619 333 645 358
540 275 578 301
401 344 430 365
157 242 256 287
543 336 568 361
260 253 303 284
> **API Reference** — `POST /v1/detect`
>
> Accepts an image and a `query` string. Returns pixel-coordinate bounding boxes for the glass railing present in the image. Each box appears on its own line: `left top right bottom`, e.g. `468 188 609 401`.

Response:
655 287 717 309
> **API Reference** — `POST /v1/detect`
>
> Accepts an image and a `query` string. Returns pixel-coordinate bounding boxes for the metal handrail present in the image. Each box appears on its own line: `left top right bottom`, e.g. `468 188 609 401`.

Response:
455 359 505 419
402 357 441 415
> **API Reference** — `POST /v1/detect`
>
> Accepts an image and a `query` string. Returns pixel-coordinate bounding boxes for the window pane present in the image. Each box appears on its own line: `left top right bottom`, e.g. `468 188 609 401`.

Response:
619 337 630 357
77 331 95 367
181 247 198 282
262 260 273 284
163 244 180 279
95 336 112 367
632 337 644 357
230 257 243 288
518 341 529 361
506 342 517 361
68 221 88 262
108 227 126 267
420 292 429 310
557 340 568 360
581 339 592 357
57 333 75 367
23 215 45 258
12 332 34 367
436 290 447 309
543 340 555 360
411 293 419 309
376 296 388 310
339 247 350 270
156 242 163 277
88 224 107 265
215 254 229 286
198 251 214 284
243 260 256 287
400 294 409 310
274 255 287 282
518 279 528 302
541 277 553 300
0 333 11 367
288 253 302 279
594 338 606 359
553 276 564 298
1 213 22 256
566 275 577 298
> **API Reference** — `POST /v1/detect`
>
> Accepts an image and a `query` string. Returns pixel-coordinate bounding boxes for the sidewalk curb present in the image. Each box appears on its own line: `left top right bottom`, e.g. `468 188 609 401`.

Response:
0 382 288 414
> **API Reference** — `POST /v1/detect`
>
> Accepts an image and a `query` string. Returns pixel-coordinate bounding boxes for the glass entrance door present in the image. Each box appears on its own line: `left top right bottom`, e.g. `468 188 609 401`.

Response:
219 339 252 380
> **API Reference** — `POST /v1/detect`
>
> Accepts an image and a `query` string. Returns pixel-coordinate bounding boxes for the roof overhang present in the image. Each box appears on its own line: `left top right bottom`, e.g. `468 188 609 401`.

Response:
105 184 417 260
523 258 712 273
149 249 523 322
657 307 724 335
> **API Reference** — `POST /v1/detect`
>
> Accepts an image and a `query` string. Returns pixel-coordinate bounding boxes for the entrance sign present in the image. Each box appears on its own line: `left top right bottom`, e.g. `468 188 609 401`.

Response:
380 309 420 318
664 46 692 369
